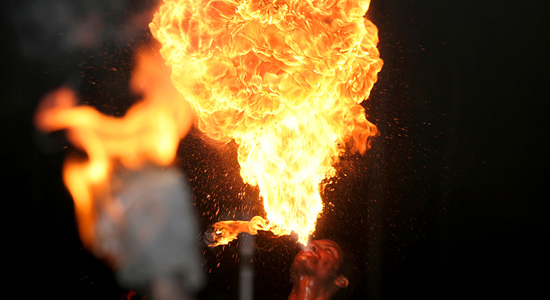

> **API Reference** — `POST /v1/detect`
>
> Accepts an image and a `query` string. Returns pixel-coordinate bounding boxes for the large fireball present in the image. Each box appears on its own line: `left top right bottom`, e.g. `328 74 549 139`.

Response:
150 0 383 244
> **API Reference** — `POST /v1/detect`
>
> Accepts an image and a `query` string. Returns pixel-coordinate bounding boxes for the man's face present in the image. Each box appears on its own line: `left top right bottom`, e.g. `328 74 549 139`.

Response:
291 239 344 282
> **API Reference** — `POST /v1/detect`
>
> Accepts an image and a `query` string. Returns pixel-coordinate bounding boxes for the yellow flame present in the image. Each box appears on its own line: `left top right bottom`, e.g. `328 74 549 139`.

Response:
34 46 194 249
150 0 383 245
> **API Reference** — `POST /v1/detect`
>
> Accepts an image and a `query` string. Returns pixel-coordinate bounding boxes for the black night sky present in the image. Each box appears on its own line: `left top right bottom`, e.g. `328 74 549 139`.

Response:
2 1 548 300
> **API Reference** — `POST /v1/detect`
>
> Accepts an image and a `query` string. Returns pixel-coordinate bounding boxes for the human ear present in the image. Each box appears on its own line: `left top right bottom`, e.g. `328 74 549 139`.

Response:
335 275 349 288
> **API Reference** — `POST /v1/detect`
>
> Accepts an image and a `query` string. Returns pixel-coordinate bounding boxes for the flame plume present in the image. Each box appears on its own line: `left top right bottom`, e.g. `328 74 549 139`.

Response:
150 0 383 245
34 48 194 249
35 47 208 298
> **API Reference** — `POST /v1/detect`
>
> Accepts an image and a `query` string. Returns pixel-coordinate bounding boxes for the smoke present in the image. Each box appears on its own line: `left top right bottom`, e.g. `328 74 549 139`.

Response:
6 0 160 61
96 167 206 298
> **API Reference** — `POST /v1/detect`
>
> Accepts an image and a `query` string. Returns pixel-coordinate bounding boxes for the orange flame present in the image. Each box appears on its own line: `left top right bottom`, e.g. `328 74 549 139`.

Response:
34 46 194 249
150 0 383 245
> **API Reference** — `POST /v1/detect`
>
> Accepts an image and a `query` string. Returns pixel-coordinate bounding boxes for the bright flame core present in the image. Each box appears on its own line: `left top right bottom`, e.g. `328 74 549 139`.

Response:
150 0 383 245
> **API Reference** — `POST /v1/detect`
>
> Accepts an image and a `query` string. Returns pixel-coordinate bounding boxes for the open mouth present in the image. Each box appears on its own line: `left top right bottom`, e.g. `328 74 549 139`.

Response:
299 250 319 260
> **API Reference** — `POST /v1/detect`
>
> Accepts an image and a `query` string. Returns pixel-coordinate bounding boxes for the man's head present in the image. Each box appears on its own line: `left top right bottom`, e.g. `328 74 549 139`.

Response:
290 239 349 292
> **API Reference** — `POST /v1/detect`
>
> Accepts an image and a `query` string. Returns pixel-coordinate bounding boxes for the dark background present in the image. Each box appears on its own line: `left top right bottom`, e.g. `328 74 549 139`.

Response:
2 0 548 299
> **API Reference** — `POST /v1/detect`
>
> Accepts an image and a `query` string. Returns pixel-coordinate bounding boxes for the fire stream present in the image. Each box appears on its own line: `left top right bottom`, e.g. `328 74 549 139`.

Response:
150 0 383 245
34 48 194 251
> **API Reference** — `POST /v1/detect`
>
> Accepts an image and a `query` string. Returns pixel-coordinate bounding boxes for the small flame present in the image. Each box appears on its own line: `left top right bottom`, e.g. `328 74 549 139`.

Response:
150 0 383 245
204 216 274 247
34 46 194 250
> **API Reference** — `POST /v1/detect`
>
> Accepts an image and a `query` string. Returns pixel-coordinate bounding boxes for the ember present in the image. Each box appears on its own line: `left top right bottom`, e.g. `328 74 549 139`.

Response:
150 0 383 245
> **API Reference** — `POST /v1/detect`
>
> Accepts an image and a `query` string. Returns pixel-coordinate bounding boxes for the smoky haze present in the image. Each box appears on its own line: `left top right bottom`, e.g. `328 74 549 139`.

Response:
5 0 160 61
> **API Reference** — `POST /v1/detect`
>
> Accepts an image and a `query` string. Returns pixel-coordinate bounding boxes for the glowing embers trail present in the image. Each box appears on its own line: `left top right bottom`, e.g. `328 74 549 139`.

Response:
150 0 383 245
